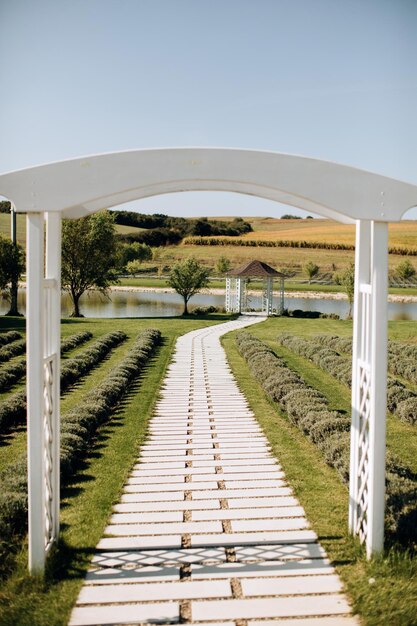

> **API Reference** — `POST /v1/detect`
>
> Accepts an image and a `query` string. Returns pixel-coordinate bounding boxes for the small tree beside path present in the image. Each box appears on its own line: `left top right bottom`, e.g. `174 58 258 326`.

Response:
168 257 210 315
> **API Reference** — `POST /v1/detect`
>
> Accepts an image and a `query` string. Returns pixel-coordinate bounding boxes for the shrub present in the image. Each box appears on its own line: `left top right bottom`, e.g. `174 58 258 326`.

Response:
0 331 22 346
0 359 26 392
60 331 93 354
396 398 417 426
395 259 416 281
0 339 26 363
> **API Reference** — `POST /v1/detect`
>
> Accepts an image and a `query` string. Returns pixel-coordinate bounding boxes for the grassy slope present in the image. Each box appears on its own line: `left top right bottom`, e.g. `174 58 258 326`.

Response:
0 315 226 626
222 316 417 626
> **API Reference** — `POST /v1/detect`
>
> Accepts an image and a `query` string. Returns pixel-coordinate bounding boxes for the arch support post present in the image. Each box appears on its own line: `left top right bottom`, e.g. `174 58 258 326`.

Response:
349 220 388 558
27 212 62 574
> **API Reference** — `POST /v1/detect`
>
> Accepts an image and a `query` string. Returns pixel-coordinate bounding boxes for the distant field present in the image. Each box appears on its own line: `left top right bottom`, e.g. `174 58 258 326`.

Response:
242 218 417 250
0 214 144 243
2 213 417 277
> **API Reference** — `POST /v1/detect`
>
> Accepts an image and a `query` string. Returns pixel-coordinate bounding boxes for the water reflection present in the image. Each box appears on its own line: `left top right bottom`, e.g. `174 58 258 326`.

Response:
1 289 416 321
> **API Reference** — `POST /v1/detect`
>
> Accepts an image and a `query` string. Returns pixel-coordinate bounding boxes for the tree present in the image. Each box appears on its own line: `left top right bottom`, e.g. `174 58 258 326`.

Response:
168 257 210 315
215 255 231 275
0 235 25 314
117 242 153 271
126 259 145 276
340 263 355 318
61 211 118 317
304 261 319 283
395 259 415 281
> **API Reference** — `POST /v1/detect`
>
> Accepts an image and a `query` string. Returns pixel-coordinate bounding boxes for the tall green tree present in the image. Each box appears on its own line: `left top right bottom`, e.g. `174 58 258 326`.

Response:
168 257 210 315
215 255 231 275
117 242 153 272
395 259 415 281
61 211 118 317
304 261 320 283
0 235 25 315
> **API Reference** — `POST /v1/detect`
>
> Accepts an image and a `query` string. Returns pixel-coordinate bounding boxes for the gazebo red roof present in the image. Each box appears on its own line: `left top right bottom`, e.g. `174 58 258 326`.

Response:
228 260 286 278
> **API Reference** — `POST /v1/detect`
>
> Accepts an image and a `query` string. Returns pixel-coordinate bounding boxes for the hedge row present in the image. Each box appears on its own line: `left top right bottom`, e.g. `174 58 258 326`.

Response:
0 332 94 395
0 331 127 435
184 236 356 251
60 330 93 354
236 332 417 548
305 334 417 425
314 333 417 386
0 339 26 363
0 359 26 394
184 236 417 256
0 328 161 576
0 331 22 346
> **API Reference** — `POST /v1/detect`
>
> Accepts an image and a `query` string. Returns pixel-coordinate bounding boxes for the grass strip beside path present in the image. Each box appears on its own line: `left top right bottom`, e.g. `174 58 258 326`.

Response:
222 326 417 626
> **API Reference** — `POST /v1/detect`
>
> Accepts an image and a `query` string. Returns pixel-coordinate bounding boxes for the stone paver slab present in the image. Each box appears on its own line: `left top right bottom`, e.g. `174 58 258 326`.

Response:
97 535 182 550
124 481 218 493
191 559 334 579
110 511 183 523
190 530 318 547
231 518 308 532
250 618 360 626
78 579 231 604
234 542 327 561
191 594 352 620
192 507 305 521
193 487 293 499
69 602 179 626
241 574 343 596
114 499 221 513
105 520 222 536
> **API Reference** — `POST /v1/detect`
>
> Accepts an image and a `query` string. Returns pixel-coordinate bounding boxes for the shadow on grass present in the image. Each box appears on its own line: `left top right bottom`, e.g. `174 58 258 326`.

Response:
0 316 26 331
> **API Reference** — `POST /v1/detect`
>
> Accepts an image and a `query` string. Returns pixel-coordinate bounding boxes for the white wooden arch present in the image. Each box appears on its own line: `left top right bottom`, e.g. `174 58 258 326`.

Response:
1 147 417 574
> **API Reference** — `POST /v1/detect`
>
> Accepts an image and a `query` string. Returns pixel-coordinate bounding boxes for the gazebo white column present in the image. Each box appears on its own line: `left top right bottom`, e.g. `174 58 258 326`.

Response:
27 212 62 574
349 220 388 558
262 277 273 315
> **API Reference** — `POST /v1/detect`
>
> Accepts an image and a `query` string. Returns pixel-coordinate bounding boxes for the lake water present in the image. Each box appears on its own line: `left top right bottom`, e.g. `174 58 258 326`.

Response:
1 289 417 321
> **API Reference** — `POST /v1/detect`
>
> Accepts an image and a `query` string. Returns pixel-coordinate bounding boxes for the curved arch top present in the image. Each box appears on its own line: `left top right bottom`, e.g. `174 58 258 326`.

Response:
1 147 417 222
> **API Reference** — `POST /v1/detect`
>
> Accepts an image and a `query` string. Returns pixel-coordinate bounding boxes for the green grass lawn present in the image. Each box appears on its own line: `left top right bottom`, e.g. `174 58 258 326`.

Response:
0 314 229 626
222 317 417 626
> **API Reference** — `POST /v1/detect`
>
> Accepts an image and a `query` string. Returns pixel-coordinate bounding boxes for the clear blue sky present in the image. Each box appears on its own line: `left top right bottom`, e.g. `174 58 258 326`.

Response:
1 0 416 218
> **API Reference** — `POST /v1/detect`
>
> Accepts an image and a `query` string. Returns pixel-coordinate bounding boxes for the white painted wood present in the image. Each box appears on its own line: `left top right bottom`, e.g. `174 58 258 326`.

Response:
27 213 46 574
349 219 371 533
45 212 61 545
368 221 388 557
2 148 417 221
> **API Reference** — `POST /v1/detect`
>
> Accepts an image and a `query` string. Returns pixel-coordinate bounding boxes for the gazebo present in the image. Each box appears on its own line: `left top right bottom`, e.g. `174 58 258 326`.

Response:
225 260 285 315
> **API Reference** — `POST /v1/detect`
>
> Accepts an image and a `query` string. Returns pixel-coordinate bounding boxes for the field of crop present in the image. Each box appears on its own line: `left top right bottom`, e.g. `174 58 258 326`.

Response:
243 217 417 250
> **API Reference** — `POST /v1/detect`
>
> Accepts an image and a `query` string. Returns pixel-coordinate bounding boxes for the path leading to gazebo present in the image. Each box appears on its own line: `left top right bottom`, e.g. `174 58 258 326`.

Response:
69 317 358 626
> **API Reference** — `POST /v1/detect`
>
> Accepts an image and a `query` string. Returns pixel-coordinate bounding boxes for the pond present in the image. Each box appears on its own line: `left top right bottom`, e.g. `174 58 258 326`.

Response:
1 289 417 321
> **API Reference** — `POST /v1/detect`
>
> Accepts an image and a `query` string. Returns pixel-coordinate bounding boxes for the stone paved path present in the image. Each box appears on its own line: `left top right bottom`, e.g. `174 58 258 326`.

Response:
69 317 359 626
